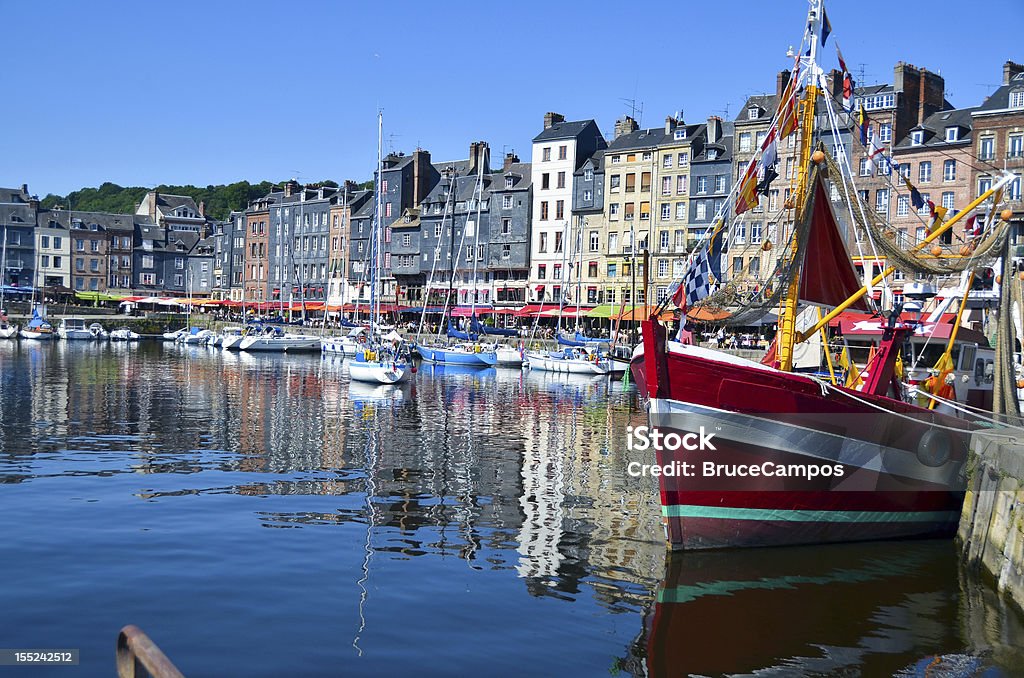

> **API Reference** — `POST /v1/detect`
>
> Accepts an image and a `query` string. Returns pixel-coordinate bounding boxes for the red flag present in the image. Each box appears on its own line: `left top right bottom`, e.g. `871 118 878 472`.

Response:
735 161 760 215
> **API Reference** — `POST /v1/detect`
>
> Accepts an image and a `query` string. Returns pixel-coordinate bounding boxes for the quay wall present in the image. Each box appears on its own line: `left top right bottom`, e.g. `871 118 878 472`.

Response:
958 431 1024 615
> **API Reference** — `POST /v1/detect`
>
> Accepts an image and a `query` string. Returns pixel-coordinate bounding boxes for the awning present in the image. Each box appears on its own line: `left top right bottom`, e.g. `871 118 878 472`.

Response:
514 303 560 317
451 305 494 317
615 305 677 321
586 304 618 319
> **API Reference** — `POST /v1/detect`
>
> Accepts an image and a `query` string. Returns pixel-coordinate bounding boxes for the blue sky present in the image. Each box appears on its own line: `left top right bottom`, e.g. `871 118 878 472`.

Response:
4 0 1022 197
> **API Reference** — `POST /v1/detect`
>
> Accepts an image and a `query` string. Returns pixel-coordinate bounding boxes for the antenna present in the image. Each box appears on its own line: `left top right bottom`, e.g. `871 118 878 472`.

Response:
386 133 401 155
619 97 644 125
855 63 869 86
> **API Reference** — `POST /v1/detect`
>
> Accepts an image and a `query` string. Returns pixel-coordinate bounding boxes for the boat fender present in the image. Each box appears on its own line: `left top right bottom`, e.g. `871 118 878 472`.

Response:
475 344 481 353
916 428 953 467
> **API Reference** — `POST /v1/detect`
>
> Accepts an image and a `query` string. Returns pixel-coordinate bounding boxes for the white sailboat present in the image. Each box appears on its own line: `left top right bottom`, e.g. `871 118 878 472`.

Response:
0 228 18 338
348 112 412 384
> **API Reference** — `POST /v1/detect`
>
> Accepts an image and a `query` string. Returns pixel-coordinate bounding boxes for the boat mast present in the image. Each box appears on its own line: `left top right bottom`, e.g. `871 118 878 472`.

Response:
373 111 383 335
469 161 484 333
775 0 824 372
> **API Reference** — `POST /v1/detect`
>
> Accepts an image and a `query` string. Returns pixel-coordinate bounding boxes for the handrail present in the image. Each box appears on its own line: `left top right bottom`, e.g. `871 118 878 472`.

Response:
116 625 184 678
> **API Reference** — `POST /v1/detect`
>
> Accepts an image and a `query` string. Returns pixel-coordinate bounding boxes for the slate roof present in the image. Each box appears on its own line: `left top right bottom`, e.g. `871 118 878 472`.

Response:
0 186 31 203
532 119 598 142
976 71 1024 114
735 95 780 123
606 128 671 151
894 107 977 150
495 162 533 189
41 209 134 232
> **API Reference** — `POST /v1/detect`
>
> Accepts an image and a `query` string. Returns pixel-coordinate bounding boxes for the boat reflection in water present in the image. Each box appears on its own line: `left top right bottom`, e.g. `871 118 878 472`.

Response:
639 539 1024 677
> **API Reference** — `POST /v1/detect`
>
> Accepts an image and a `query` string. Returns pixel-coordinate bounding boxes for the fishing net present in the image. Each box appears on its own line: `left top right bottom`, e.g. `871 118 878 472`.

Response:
824 153 1009 276
993 239 1023 426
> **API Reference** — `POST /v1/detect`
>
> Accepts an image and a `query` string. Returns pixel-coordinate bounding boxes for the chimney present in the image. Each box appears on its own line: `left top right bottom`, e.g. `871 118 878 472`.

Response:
707 116 722 143
664 116 677 134
826 69 843 99
543 112 565 130
614 115 639 139
344 180 359 194
412 148 432 205
20 183 28 197
198 200 206 217
776 70 791 97
503 152 520 172
468 141 490 176
284 179 299 197
1004 60 1024 85
150 191 159 219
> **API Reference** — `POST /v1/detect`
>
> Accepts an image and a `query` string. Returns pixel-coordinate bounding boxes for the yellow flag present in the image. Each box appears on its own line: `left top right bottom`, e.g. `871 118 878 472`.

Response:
895 350 905 381
840 346 863 389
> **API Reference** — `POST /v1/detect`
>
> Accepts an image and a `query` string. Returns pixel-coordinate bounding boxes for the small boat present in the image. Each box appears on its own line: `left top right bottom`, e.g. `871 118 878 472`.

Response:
526 344 611 375
162 328 187 341
109 327 141 341
321 326 368 356
88 323 108 340
20 307 54 340
222 324 260 350
177 327 215 345
348 345 411 384
0 316 18 339
57 317 94 340
495 343 525 368
418 342 498 367
238 326 322 352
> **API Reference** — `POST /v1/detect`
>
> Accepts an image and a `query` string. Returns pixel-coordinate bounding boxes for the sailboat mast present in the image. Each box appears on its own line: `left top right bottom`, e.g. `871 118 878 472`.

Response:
776 0 824 372
374 111 384 329
469 162 484 327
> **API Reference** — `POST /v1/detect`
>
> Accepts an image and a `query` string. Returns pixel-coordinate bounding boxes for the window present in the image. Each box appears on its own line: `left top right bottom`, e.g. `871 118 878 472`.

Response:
859 158 872 176
896 196 909 216
714 175 727 193
918 193 931 215
642 152 652 161
624 203 635 221
541 173 550 190
751 222 762 244
40 235 49 249
502 218 512 235
696 176 708 194
504 176 515 189
943 160 956 181
90 259 99 272
970 136 991 162
769 189 780 211
876 189 889 214
607 263 617 277
978 176 993 197
610 175 621 191
677 175 687 194
609 204 620 220
662 176 672 196
1009 133 1024 158
175 257 184 270
583 190 593 201
678 152 688 166
557 171 565 189
739 132 752 152
879 122 892 143
584 168 593 181
174 274 184 287
663 154 673 169
675 202 685 219
538 264 546 279
625 174 636 192
695 202 707 220
75 238 84 251
945 127 959 142
1010 90 1024 109
1007 174 1022 201
402 234 411 247
611 155 621 164
555 200 564 220
639 201 650 220
942 191 955 210
707 149 718 160
501 244 511 259
54 236 62 249
919 161 932 183
660 230 670 250
732 257 744 276
785 158 794 179
539 232 548 252
540 201 549 220
553 264 562 280
748 257 760 277
503 195 513 209
911 130 924 146
558 145 567 160
41 255 49 268
661 203 672 220
658 259 669 277
734 223 746 244
542 147 551 162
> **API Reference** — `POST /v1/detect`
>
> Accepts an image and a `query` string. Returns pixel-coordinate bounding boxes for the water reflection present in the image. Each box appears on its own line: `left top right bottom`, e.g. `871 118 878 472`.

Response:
0 341 1021 675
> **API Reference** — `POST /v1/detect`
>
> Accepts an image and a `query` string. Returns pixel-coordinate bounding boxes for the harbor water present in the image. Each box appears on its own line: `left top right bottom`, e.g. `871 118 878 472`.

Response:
0 340 1022 676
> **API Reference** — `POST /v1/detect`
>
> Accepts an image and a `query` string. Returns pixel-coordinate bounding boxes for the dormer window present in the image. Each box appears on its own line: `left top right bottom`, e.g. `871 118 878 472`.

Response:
674 129 687 140
584 168 593 181
911 130 924 146
505 176 514 188
747 106 760 120
1010 90 1024 109
707 149 719 160
945 127 959 142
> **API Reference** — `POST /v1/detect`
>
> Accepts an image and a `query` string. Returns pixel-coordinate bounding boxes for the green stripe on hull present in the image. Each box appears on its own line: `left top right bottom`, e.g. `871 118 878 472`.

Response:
662 505 959 523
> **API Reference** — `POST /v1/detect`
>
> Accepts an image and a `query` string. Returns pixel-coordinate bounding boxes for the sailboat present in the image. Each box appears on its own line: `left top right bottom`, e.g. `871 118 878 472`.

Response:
631 0 1018 550
19 240 53 340
0 228 18 338
348 112 412 385
416 159 498 368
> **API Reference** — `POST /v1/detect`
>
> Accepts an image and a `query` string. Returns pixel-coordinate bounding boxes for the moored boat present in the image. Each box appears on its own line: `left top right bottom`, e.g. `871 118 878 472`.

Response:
20 307 54 340
57 317 93 340
109 327 140 341
238 326 322 352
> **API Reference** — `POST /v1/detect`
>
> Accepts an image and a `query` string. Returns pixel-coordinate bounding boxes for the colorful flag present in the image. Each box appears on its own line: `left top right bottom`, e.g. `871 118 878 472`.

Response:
867 137 888 172
735 161 760 215
669 279 685 310
778 67 800 140
820 6 832 46
759 131 778 169
902 175 925 210
836 42 848 73
682 245 712 306
858 104 868 145
965 215 982 241
927 201 948 234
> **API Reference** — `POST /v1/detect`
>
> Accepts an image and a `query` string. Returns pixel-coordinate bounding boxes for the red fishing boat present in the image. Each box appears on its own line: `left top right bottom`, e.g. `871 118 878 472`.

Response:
631 0 1015 550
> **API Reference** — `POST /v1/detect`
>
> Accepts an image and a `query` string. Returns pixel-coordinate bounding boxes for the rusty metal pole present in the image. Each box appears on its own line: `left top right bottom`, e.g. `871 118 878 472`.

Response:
116 625 185 678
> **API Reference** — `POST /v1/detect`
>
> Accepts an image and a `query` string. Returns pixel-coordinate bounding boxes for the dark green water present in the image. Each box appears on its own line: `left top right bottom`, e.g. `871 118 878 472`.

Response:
0 340 1021 676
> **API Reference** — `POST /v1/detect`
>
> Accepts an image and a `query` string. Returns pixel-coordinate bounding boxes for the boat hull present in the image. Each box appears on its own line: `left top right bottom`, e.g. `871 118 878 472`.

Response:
239 335 322 352
635 326 971 550
19 329 53 340
348 360 409 384
0 325 18 339
526 352 608 374
495 346 524 367
58 329 95 340
419 345 497 366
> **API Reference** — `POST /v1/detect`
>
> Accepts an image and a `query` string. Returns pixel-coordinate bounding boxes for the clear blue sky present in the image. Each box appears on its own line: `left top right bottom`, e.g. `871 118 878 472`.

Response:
4 0 1022 197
